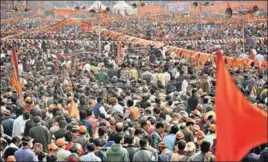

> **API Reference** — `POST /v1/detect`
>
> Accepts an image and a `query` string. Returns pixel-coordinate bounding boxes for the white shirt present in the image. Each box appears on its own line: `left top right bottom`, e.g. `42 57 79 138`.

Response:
205 133 216 149
99 106 108 118
80 152 101 162
181 79 189 93
18 63 23 76
256 54 264 61
239 53 249 59
66 60 72 69
111 104 124 114
164 71 171 83
12 115 28 137
83 63 91 72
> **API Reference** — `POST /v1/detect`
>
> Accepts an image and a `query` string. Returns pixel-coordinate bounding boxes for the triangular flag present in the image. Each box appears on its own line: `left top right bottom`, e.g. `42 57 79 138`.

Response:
215 52 267 161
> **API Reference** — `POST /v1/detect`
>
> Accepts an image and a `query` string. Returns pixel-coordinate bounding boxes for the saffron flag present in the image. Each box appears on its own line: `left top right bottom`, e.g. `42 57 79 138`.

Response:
100 13 109 26
69 99 80 120
215 52 268 161
246 11 253 21
10 72 24 105
116 42 124 65
11 48 19 79
81 20 93 32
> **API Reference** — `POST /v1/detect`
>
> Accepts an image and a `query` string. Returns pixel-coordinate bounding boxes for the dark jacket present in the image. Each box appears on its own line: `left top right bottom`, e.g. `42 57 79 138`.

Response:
24 118 48 136
29 123 49 152
187 95 199 114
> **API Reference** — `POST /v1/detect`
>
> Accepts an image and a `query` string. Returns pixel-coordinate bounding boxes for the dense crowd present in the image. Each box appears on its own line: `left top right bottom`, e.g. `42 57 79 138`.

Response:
1 11 268 162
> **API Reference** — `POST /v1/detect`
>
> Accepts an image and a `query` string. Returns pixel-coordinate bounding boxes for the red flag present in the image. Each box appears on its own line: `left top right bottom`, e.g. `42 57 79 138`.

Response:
11 48 19 79
81 20 93 32
116 42 124 65
215 53 267 161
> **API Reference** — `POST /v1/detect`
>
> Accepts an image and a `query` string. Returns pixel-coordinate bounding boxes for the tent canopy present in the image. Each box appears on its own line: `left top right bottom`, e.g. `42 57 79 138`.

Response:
88 1 107 11
112 1 137 15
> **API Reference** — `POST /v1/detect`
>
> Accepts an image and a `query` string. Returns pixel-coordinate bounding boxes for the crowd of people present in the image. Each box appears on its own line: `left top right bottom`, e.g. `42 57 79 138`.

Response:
1 6 268 162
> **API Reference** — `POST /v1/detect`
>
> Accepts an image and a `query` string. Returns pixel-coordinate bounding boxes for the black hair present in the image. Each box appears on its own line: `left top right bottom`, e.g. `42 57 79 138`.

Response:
98 127 107 136
127 99 134 107
155 122 164 129
85 109 93 116
33 116 41 123
23 111 30 120
140 119 148 129
170 125 179 134
139 138 148 148
200 141 211 153
97 97 102 103
178 140 186 150
91 138 101 147
64 132 72 142
11 136 21 144
134 128 143 136
125 135 134 145
86 143 95 152
203 98 209 104
79 110 87 120
114 133 123 144
153 108 160 114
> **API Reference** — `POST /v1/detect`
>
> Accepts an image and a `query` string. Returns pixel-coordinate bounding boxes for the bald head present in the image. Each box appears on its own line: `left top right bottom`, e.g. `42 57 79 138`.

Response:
115 122 123 133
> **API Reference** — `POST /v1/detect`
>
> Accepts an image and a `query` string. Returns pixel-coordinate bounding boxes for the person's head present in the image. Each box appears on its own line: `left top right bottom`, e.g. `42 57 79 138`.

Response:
209 124 216 134
186 119 195 129
134 128 143 138
200 141 210 153
48 143 58 155
98 126 107 137
11 136 21 147
177 139 186 151
92 138 102 147
21 136 33 148
70 143 83 156
85 109 93 117
56 138 68 148
114 133 123 144
185 142 196 154
158 141 168 152
127 99 134 107
139 138 148 148
125 135 134 145
79 110 87 120
115 122 123 133
64 132 73 142
140 119 151 133
155 122 164 134
170 125 179 134
97 97 103 104
86 143 95 152
78 125 87 135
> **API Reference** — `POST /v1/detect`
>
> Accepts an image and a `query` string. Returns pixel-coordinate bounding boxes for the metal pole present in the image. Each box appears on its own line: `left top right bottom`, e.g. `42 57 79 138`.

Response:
242 18 245 54
98 13 101 55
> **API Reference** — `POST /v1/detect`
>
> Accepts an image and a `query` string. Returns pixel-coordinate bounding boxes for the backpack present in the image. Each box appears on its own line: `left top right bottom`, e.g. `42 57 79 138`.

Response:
95 148 107 162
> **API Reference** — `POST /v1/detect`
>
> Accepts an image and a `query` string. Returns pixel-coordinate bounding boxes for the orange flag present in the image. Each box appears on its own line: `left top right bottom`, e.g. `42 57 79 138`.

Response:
11 48 19 79
215 53 268 161
100 13 109 26
81 20 93 32
246 11 253 21
10 72 24 105
69 99 80 120
116 42 124 65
